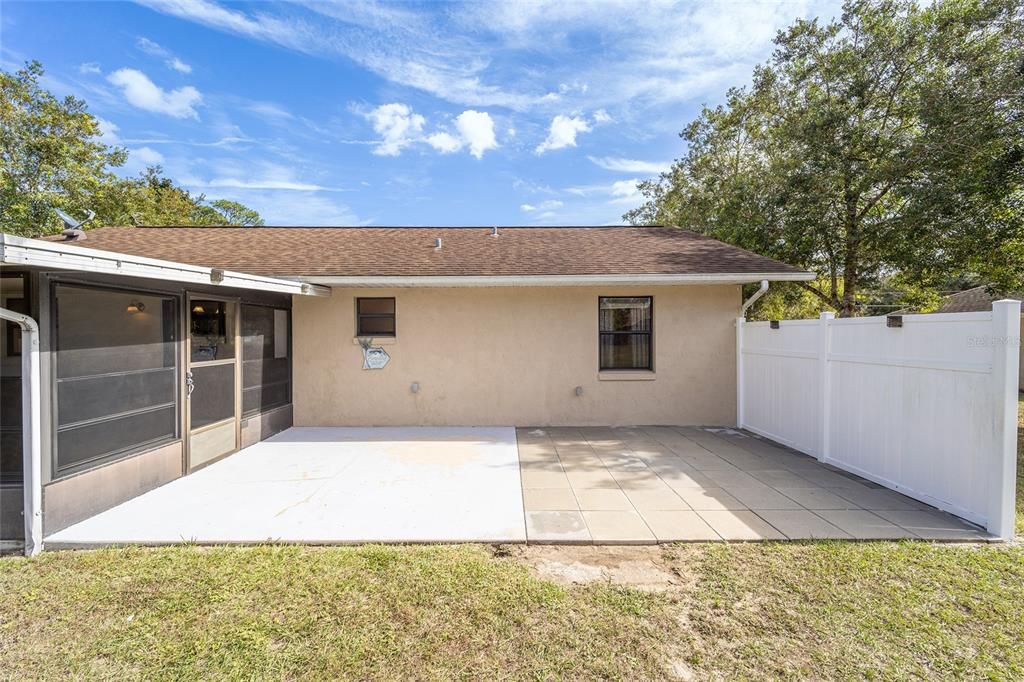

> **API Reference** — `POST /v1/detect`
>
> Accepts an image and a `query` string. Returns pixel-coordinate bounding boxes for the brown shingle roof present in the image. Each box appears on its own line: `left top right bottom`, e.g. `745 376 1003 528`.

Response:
45 225 809 279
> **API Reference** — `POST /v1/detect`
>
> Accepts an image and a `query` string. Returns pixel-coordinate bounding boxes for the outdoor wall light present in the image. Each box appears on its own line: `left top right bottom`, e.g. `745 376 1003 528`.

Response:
126 301 146 314
192 304 205 314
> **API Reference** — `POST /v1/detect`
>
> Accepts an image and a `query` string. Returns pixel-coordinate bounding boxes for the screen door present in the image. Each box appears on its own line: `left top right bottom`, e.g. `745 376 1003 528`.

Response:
186 296 239 469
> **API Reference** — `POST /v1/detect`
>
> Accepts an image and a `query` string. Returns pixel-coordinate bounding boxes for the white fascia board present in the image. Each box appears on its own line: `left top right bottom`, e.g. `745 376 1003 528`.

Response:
0 233 330 297
300 271 817 288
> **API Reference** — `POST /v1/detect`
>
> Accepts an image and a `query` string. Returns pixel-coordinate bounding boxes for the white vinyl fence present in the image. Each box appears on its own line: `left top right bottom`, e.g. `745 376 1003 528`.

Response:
737 300 1021 539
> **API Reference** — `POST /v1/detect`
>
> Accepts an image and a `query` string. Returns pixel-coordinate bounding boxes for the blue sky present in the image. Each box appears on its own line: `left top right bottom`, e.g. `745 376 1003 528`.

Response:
2 0 839 226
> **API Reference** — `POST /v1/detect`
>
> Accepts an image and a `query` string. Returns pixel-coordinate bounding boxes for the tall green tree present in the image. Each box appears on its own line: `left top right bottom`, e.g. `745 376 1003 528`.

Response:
2 61 264 236
628 0 1024 316
1 61 125 236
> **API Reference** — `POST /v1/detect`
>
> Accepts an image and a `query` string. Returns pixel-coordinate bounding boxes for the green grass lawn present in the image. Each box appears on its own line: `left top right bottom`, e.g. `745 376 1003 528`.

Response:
0 401 1021 680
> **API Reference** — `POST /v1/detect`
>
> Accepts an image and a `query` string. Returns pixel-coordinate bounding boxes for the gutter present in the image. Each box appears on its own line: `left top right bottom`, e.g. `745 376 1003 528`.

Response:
0 307 41 557
302 272 815 288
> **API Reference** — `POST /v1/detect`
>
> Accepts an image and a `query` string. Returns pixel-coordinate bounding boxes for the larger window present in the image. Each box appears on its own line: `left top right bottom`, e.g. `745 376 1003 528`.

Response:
599 297 653 371
241 304 291 417
53 284 178 476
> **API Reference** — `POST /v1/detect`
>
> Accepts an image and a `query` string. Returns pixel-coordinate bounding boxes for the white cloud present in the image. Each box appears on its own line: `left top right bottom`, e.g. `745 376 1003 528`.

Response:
536 114 591 154
565 178 642 204
136 36 193 73
168 57 192 74
138 0 839 114
195 161 346 192
132 146 165 165
79 62 101 75
425 131 463 154
107 68 203 119
95 118 120 144
454 110 498 159
592 108 612 123
588 156 672 174
520 200 563 212
362 103 425 156
245 101 293 120
364 105 498 158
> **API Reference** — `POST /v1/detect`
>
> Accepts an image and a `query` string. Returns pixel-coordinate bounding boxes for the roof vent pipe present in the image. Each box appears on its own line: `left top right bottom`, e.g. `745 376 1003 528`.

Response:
491 226 499 237
434 237 442 250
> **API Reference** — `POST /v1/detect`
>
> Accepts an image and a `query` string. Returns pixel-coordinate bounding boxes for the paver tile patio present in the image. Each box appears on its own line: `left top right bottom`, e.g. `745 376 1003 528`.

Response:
815 510 912 539
581 511 655 543
641 510 720 541
756 510 852 539
523 488 579 511
574 488 633 511
525 511 591 543
697 510 786 540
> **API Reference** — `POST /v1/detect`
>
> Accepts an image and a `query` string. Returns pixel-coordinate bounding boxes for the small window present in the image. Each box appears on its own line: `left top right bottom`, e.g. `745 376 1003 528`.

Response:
599 297 653 371
356 297 396 337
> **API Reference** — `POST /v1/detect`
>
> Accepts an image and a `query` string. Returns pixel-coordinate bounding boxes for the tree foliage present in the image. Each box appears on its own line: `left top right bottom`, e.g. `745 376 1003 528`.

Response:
1 61 264 237
628 0 1024 316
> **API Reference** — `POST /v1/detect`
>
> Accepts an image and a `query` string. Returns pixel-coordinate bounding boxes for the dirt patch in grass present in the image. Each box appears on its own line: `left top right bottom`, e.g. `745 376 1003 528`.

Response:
503 544 689 592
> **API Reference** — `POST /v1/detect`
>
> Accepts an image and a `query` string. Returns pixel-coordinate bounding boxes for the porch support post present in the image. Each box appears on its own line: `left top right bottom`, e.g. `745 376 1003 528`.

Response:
0 306 42 556
817 312 835 462
990 299 1020 540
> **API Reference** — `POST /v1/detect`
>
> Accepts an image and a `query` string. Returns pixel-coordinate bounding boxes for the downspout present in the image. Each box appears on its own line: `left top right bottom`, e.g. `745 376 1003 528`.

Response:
736 280 769 430
0 307 42 556
741 279 770 316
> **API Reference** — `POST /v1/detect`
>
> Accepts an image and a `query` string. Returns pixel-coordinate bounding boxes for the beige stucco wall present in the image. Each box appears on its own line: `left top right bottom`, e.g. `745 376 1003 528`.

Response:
292 285 740 426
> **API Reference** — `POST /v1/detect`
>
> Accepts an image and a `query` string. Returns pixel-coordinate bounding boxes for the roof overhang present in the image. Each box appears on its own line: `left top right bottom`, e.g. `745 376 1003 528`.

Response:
0 233 330 297
300 272 817 288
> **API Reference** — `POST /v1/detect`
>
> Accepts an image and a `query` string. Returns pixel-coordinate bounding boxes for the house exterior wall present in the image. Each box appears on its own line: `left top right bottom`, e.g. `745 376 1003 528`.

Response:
293 285 741 427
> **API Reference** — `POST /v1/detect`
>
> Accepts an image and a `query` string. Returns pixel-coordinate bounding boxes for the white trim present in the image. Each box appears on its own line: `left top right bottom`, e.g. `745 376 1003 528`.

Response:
0 306 42 557
1 233 330 297
302 271 816 288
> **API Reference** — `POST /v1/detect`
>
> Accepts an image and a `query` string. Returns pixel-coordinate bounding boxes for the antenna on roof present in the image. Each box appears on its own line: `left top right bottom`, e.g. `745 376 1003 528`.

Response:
54 208 95 241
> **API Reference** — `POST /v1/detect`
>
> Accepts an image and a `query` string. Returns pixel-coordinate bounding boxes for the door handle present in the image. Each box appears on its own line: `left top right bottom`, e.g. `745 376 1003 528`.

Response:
186 370 195 397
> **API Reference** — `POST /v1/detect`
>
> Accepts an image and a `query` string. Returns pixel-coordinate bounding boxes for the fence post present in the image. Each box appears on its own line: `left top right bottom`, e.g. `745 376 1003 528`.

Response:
817 312 835 462
990 299 1021 540
736 316 745 429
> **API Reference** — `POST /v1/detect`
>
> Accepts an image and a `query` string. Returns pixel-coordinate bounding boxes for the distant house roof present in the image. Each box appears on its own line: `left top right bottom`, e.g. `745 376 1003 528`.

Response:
43 225 814 284
932 286 1024 314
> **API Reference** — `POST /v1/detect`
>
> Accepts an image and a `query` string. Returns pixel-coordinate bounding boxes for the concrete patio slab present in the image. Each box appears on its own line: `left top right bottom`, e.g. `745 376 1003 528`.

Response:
46 426 526 547
43 423 992 549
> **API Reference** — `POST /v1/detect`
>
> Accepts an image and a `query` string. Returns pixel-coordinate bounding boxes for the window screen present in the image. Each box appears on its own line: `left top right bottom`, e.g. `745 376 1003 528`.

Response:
1 272 27 484
599 297 653 370
54 284 178 475
241 304 290 417
356 297 395 337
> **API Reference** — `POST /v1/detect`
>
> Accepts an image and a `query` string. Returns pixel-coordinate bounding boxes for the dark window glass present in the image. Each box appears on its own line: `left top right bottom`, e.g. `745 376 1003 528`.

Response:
357 297 396 337
599 297 653 370
241 305 290 417
190 300 235 361
54 284 178 475
1 272 27 484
